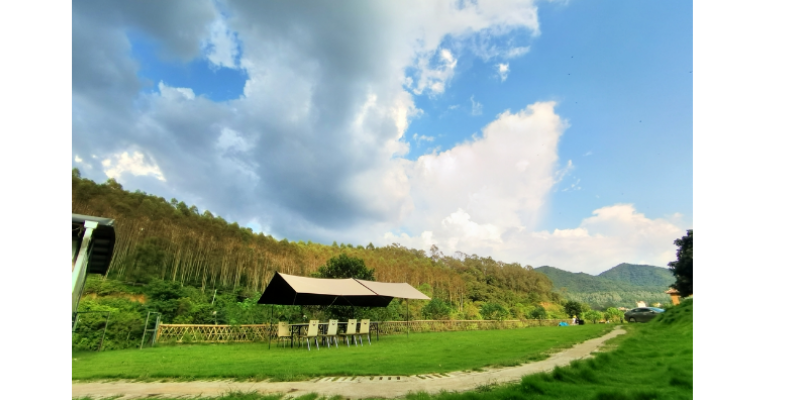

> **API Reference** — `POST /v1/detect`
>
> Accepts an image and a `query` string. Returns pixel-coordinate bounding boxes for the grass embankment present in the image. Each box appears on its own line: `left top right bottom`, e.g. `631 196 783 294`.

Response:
73 324 612 382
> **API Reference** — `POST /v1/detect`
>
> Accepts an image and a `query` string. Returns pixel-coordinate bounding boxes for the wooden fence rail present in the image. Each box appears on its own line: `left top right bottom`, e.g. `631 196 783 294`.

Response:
157 324 272 343
156 319 571 344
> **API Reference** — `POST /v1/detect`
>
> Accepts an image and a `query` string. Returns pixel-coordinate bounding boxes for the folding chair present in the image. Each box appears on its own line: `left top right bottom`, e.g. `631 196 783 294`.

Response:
299 320 320 351
276 321 292 348
340 319 359 347
320 319 339 348
356 319 371 346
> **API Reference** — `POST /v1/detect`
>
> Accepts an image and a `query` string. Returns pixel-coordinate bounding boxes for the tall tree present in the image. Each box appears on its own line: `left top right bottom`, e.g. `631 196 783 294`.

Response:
668 230 693 297
563 300 586 318
313 254 375 280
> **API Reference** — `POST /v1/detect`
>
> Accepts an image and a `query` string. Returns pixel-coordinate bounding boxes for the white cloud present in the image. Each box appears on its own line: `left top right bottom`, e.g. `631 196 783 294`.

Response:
497 63 510 81
203 17 240 69
77 1 645 257
411 49 458 95
470 95 483 116
412 133 435 144
377 100 687 273
216 127 253 153
74 155 83 163
102 151 166 182
158 81 196 100
554 159 574 186
387 203 686 274
561 178 581 192
398 102 567 244
505 46 530 58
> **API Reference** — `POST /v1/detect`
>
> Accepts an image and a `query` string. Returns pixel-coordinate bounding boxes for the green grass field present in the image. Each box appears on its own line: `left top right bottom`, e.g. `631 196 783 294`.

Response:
406 299 694 400
74 302 692 399
72 324 613 382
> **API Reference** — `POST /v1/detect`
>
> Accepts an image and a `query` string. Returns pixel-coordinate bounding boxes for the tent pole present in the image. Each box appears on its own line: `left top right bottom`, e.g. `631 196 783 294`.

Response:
269 304 273 350
406 299 411 339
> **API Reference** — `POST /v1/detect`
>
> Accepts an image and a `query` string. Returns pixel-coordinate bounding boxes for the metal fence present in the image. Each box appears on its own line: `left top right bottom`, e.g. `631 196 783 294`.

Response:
156 319 571 344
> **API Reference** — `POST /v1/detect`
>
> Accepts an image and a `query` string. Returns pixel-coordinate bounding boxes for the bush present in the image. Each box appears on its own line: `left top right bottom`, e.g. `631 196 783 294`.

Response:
422 298 452 320
480 302 510 321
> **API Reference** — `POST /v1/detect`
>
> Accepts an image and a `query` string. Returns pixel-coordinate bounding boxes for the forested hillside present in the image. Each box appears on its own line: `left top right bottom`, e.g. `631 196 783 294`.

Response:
597 263 674 289
73 169 566 350
535 264 672 309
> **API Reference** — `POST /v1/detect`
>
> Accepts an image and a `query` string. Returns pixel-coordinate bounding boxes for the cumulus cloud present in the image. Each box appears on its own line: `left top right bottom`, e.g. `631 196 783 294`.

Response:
72 0 546 239
102 151 166 182
387 204 686 274
396 102 568 246
71 1 689 273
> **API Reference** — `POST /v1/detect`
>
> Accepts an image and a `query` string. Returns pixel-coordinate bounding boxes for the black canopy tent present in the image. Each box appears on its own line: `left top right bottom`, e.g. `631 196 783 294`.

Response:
258 272 430 347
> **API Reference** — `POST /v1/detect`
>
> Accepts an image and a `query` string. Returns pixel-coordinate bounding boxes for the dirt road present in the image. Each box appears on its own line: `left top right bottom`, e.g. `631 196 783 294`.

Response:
73 326 626 399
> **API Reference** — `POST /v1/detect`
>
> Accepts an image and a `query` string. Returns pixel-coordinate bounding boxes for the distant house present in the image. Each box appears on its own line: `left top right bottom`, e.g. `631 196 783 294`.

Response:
636 301 647 308
665 288 680 305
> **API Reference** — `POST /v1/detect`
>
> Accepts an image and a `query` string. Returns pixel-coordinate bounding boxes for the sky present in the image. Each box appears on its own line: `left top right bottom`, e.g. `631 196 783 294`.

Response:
72 0 693 275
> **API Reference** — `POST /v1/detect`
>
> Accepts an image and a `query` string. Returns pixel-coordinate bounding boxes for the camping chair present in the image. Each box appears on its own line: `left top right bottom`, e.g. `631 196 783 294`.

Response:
320 319 339 348
299 320 320 351
355 319 371 346
276 321 292 348
340 319 359 347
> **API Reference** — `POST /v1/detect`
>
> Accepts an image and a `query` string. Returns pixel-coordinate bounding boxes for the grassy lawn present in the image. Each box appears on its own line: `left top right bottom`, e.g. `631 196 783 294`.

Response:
405 299 694 400
74 301 692 399
72 324 613 382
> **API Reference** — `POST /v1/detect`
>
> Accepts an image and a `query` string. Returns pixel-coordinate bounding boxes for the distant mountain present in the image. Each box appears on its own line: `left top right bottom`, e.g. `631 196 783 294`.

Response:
535 266 637 293
535 264 674 309
597 263 674 290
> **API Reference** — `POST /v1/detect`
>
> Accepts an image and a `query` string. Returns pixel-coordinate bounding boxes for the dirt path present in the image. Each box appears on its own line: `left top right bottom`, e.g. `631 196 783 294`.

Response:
73 326 626 399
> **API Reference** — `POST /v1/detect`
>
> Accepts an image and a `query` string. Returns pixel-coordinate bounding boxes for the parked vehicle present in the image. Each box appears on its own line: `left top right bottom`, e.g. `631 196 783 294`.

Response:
624 307 664 323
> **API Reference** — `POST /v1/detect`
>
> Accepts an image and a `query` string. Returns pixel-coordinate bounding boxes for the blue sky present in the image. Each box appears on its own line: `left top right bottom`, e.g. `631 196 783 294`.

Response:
72 0 692 274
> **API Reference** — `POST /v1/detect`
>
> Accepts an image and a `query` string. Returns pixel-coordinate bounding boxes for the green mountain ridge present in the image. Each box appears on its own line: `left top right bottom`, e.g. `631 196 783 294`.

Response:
535 264 674 309
597 263 674 288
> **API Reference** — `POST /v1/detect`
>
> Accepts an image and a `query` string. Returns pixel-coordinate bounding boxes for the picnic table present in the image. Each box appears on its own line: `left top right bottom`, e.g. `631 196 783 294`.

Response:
288 321 380 348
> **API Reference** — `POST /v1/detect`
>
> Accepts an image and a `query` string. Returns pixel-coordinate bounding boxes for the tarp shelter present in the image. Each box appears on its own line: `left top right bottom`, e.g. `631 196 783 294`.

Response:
353 279 431 301
258 273 431 347
257 273 430 306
